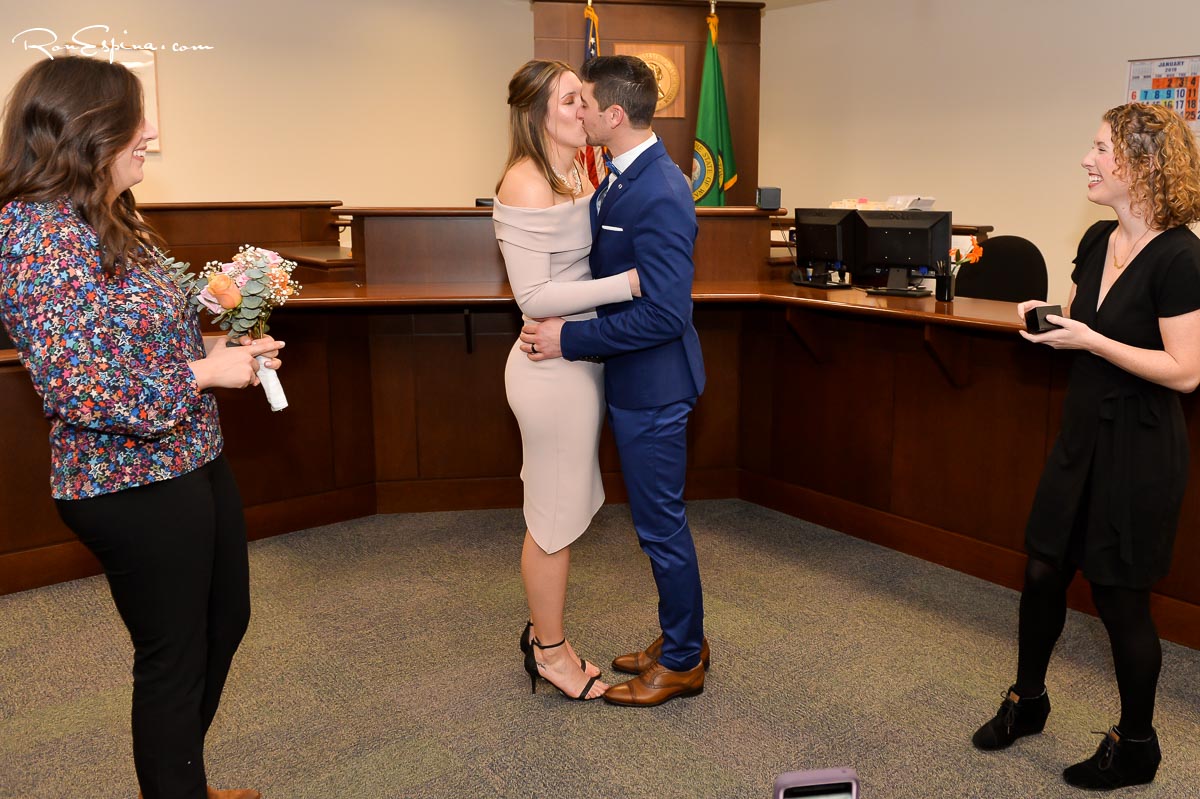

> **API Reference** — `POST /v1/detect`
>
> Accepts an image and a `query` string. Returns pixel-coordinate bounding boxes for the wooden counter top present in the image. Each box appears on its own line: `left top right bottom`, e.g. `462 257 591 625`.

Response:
284 278 1024 332
0 279 1023 367
337 206 784 218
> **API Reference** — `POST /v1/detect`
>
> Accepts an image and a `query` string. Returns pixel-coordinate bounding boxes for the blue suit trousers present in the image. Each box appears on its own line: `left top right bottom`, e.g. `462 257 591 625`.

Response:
609 399 705 671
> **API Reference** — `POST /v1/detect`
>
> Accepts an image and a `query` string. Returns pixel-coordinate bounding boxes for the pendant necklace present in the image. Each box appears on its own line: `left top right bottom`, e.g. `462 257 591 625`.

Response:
1113 226 1152 270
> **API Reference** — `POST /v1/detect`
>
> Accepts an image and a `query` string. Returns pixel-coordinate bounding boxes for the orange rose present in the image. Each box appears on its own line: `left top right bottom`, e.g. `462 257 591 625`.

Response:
214 286 242 309
207 272 233 293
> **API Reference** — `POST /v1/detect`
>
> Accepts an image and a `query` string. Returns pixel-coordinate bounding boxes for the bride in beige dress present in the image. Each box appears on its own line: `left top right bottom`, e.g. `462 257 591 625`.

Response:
493 59 640 701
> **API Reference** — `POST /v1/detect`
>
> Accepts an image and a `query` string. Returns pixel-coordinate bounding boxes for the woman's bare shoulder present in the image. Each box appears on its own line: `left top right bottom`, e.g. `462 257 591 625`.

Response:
497 159 554 209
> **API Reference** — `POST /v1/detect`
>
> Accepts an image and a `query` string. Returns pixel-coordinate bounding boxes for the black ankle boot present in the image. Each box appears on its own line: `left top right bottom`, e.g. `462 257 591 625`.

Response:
972 685 1051 750
1062 727 1161 790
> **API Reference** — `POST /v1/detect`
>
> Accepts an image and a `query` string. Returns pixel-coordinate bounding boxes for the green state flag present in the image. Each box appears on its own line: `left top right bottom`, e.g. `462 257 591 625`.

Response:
692 13 737 206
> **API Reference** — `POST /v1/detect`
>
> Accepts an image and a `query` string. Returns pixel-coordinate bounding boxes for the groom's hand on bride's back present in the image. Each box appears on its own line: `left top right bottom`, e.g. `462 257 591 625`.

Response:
520 318 565 361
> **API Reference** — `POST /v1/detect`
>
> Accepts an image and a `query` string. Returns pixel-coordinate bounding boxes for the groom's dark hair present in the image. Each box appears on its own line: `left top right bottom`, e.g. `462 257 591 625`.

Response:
580 55 657 129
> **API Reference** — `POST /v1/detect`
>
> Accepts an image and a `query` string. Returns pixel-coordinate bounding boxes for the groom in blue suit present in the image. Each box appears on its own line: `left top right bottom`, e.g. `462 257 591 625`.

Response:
519 55 709 707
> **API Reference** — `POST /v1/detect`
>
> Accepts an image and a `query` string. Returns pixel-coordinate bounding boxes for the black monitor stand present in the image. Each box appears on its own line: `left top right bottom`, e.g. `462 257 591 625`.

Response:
864 267 932 297
791 261 853 290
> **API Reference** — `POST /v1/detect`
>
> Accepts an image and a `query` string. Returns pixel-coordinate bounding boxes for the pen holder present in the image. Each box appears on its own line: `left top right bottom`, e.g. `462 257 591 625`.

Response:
934 273 955 302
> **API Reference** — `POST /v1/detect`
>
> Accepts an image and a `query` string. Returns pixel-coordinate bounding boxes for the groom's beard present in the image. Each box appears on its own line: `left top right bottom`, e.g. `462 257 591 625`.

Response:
583 128 608 148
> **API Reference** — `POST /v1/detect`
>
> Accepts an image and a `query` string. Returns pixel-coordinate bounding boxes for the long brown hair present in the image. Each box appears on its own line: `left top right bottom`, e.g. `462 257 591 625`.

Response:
1104 103 1200 229
496 59 578 199
0 57 163 274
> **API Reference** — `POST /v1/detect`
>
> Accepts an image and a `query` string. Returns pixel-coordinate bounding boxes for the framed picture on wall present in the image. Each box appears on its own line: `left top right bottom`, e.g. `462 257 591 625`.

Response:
83 49 162 152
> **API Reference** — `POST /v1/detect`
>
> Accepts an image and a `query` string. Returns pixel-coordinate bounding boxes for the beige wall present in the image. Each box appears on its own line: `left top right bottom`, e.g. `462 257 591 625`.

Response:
7 0 1200 299
0 0 533 207
760 0 1200 301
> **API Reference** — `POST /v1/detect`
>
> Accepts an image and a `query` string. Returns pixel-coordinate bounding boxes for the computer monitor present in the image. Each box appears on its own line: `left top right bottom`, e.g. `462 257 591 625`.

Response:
852 210 952 297
791 208 857 290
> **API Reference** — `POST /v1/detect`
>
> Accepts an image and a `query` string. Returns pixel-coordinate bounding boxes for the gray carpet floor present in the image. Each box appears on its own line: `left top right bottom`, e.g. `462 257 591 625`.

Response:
2 499 1198 798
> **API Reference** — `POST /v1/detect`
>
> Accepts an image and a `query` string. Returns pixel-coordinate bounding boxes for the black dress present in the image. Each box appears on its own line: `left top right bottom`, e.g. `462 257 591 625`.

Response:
1025 221 1200 588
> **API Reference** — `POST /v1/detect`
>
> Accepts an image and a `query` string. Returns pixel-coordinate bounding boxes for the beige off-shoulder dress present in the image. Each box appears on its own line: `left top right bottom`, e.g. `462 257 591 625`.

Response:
493 198 633 553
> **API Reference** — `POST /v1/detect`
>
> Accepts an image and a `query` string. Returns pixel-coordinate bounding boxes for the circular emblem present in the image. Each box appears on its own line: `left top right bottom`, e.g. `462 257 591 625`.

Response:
692 140 715 201
637 52 681 111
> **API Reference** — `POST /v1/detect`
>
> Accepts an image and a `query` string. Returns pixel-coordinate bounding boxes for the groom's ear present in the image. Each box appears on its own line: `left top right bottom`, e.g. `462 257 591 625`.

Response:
606 103 626 129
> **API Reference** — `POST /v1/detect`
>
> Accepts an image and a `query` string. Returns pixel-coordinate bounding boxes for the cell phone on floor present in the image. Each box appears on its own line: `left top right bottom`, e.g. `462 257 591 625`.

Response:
773 768 860 799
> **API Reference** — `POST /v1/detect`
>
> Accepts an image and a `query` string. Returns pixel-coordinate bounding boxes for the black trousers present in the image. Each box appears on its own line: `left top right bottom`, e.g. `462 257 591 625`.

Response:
56 455 250 799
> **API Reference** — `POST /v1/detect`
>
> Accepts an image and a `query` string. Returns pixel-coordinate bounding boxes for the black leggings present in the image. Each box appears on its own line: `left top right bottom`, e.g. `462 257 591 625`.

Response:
55 455 250 799
1015 556 1162 738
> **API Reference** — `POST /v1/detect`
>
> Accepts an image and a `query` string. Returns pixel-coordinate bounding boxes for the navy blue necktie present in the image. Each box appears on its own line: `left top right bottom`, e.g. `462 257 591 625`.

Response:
597 155 620 209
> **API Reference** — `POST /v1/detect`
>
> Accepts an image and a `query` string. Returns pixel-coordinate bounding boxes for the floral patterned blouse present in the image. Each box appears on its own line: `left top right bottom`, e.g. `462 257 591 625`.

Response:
0 198 221 499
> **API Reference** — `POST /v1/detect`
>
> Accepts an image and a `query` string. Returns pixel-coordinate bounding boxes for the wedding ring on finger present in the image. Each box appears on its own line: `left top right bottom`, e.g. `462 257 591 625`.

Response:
530 343 538 354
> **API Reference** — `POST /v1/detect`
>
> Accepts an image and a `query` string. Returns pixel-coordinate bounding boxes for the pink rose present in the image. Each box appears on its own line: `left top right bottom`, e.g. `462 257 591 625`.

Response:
197 287 222 314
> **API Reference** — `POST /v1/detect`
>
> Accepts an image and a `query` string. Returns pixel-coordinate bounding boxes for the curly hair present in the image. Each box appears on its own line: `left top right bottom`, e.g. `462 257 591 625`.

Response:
1103 103 1200 229
0 57 163 275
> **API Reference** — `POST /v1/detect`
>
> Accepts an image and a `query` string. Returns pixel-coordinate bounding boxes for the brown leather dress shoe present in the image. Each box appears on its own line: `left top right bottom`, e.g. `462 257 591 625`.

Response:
602 660 705 707
207 782 261 796
612 634 711 675
207 788 262 799
138 788 261 799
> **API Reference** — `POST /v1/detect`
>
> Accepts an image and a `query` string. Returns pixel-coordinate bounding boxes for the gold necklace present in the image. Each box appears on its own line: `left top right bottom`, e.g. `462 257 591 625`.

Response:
1112 226 1152 270
552 163 582 196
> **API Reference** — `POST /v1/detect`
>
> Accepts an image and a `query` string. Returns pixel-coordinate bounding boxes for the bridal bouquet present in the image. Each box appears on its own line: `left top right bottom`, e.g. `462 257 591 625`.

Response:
170 246 302 411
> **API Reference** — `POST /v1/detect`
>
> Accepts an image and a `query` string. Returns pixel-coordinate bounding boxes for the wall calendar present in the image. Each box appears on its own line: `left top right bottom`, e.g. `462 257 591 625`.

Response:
1127 55 1200 134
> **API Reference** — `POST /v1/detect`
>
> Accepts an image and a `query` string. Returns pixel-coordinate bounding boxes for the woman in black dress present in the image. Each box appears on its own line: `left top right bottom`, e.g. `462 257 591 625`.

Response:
972 103 1200 790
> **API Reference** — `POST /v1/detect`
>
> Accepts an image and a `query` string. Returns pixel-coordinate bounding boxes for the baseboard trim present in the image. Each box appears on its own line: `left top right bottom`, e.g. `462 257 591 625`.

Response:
741 471 1200 650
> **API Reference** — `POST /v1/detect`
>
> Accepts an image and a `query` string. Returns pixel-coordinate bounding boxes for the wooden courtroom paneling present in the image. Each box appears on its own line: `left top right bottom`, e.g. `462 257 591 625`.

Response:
695 215 774 281
141 201 342 273
6 203 1200 652
533 0 762 206
763 306 897 512
0 366 73 559
358 213 505 284
412 313 524 480
370 313 421 482
690 308 741 471
1155 389 1200 604
890 324 1053 553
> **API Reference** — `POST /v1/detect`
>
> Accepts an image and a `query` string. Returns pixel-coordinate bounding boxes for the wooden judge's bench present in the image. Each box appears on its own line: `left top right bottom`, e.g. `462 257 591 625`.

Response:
2 201 1199 649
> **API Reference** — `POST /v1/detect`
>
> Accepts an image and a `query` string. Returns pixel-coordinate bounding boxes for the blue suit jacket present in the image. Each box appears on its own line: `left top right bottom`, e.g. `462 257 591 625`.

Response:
560 138 706 409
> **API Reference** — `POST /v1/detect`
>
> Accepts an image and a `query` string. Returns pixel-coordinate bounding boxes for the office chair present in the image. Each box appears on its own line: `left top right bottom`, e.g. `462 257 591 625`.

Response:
954 234 1048 302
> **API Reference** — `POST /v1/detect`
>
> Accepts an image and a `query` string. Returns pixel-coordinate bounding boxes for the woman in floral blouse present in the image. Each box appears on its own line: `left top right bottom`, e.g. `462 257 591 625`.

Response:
0 58 281 799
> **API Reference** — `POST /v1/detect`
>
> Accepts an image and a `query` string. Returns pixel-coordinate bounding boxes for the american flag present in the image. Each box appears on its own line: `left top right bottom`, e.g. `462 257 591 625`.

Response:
577 2 607 189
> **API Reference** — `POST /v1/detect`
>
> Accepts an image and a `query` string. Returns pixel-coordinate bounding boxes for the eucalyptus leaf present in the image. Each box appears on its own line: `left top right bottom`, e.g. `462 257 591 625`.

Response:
244 268 264 279
240 295 265 310
242 280 265 294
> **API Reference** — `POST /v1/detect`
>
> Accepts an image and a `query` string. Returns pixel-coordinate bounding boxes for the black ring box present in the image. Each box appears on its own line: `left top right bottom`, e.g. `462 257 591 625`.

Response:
1024 304 1063 334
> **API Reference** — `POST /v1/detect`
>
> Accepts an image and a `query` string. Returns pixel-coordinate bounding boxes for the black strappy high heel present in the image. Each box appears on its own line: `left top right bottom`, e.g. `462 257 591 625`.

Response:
520 620 534 655
520 621 598 675
524 638 602 700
